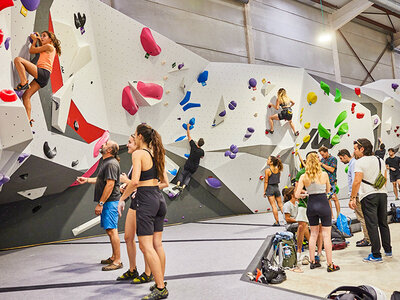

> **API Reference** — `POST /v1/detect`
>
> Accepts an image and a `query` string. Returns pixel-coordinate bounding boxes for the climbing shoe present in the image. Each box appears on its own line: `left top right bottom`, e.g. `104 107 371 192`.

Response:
327 264 340 272
150 282 167 291
117 268 139 281
142 287 169 300
132 272 154 284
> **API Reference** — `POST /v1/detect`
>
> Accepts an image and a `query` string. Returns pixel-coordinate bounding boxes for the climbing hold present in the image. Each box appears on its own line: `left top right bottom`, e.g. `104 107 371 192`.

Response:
230 144 238 153
320 81 330 95
43 141 57 159
224 151 231 157
301 108 304 113
331 134 340 146
205 177 222 189
175 135 186 142
318 123 331 140
18 153 29 163
93 130 110 158
355 87 361 97
163 102 168 107
74 12 86 33
164 218 168 222
137 81 163 100
259 176 264 180
178 63 184 70
337 123 349 135
247 127 255 133
334 88 342 103
265 129 269 134
161 61 166 65
122 86 139 116
334 111 347 128
307 92 317 105
244 133 252 138
0 29 3 46
184 153 190 158
254 210 258 213
182 102 201 111
182 216 185 219
0 0 13 12
392 83 399 91
345 165 349 174
219 110 226 117
251 96 256 101
0 89 17 102
229 152 236 159
4 37 10 50
351 103 356 114
182 123 194 130
0 174 10 187
163 76 168 81
197 70 208 86
356 113 365 119
19 173 28 180
71 160 79 167
168 169 177 176
74 120 79 131
199 205 202 208
21 0 41 11
228 101 237 110
248 78 257 90
189 117 196 126
179 91 191 106
304 122 310 129
254 113 258 117
303 135 311 143
300 118 303 123
140 27 161 58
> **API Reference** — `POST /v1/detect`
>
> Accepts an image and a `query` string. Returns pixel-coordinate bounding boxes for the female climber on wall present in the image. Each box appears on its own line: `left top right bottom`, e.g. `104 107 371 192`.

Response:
263 156 284 226
14 31 61 126
267 88 299 136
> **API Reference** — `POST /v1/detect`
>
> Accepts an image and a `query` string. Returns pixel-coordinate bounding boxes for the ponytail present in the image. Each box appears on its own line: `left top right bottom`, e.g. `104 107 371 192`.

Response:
270 156 283 172
43 31 61 56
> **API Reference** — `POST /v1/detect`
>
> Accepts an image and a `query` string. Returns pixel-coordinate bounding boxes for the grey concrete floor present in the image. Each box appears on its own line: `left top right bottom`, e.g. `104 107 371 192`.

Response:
0 194 398 300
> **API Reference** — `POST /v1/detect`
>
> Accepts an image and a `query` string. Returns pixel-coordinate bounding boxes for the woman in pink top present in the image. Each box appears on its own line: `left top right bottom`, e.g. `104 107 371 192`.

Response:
14 31 61 126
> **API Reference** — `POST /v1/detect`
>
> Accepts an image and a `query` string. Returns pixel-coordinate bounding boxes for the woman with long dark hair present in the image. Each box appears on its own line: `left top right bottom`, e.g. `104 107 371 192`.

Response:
119 124 169 299
263 156 284 226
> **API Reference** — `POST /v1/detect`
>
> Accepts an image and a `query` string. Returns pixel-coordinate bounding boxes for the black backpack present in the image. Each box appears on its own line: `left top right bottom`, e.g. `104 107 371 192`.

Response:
327 286 374 300
392 291 400 300
389 203 400 223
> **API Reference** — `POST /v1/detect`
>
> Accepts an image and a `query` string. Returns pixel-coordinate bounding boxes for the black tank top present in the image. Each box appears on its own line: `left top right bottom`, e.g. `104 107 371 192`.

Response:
268 168 280 185
139 149 158 181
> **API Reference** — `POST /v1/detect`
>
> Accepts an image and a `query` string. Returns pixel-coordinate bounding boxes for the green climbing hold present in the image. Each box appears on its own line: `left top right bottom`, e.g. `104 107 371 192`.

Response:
320 81 330 95
331 134 340 146
318 123 331 140
337 122 348 135
334 88 342 103
335 184 339 194
345 165 349 174
334 111 347 128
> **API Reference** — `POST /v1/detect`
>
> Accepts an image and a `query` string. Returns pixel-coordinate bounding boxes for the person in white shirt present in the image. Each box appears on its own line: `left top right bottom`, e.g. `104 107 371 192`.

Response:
350 138 392 262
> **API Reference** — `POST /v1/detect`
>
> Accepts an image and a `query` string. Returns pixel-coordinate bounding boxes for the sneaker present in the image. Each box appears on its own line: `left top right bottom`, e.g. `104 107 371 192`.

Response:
272 222 280 227
102 262 123 271
142 287 169 300
301 255 309 265
150 282 167 292
327 263 340 272
100 257 114 265
117 268 139 281
385 252 393 258
319 253 326 262
356 239 371 247
363 253 383 263
132 272 154 284
310 261 321 269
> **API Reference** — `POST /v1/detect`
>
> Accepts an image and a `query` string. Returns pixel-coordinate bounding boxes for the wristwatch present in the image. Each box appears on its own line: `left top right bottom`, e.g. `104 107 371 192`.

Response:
99 201 104 206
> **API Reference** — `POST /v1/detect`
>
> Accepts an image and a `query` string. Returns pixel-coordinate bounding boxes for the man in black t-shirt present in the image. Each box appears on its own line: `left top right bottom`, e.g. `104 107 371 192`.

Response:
175 124 205 191
386 148 400 200
77 140 123 271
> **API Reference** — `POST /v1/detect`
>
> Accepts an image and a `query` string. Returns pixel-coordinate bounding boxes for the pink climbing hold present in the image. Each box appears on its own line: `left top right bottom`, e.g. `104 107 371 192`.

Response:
93 130 110 158
122 86 139 116
137 81 163 100
70 159 100 187
0 89 17 102
356 113 365 119
140 27 161 57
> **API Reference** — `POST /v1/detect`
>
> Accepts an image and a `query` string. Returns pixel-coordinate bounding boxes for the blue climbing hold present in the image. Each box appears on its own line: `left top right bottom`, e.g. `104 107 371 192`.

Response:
168 169 178 176
184 153 190 158
189 117 195 126
179 91 191 106
183 103 201 111
175 135 186 142
197 70 208 86
182 123 194 130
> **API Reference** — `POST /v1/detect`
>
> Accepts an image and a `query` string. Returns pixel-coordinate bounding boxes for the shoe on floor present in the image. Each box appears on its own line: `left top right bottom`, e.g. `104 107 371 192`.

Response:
117 268 139 281
101 257 114 265
356 238 371 247
132 272 154 284
385 252 393 258
363 253 383 263
102 262 123 271
272 222 280 227
150 282 167 292
142 287 169 300
327 263 340 272
301 255 309 265
310 261 321 269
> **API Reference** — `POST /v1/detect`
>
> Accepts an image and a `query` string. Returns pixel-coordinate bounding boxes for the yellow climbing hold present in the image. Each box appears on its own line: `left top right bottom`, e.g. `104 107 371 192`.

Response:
262 78 266 84
301 108 304 113
296 143 300 147
300 118 303 123
307 92 317 105
303 135 311 143
304 122 310 129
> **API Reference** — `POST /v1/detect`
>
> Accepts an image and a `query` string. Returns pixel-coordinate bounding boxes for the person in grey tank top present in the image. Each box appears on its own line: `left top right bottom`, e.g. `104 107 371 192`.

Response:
263 156 284 226
295 153 340 272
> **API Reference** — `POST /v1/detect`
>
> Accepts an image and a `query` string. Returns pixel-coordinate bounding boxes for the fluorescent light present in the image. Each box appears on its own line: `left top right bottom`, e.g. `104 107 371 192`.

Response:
318 31 332 43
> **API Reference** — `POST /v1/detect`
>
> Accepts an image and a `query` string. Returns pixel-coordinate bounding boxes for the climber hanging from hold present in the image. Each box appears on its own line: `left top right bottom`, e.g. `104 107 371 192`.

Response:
14 31 61 126
267 88 299 136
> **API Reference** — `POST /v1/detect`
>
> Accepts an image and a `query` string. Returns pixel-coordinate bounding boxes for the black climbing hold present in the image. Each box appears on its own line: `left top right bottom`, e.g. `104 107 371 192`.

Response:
90 81 93 84
74 121 79 131
71 160 79 167
32 205 42 213
177 117 181 120
19 173 28 180
74 12 86 29
43 141 57 159
52 98 59 110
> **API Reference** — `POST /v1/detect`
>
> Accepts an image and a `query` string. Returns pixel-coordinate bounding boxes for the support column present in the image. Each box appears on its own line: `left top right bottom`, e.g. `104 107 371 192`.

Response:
331 30 342 83
244 1 255 64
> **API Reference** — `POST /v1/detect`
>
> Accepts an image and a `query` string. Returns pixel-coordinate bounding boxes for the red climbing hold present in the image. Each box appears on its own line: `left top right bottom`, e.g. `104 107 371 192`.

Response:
0 89 17 102
0 29 4 46
140 27 161 57
259 176 264 180
356 113 365 119
397 126 400 129
255 210 259 213
0 0 14 12
355 87 361 97
351 103 356 114
265 130 269 135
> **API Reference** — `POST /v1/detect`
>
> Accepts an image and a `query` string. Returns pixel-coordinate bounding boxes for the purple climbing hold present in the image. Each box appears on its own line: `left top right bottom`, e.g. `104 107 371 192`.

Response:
4 37 10 50
18 153 29 163
224 150 231 157
248 78 257 89
0 174 10 186
205 177 222 189
219 110 226 117
182 102 201 111
168 193 174 198
178 63 184 70
21 0 41 11
392 83 399 91
164 218 168 222
230 144 238 153
15 90 24 99
228 101 237 110
247 127 255 133
182 216 185 219
244 133 252 138
374 118 379 125
229 152 236 159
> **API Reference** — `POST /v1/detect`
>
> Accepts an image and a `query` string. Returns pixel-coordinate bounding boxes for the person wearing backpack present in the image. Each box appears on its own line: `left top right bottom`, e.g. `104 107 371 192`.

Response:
350 139 392 262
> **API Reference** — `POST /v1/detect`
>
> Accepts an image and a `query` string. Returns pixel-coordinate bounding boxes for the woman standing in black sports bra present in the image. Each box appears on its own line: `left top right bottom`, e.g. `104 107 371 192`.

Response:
263 156 284 226
119 124 170 300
